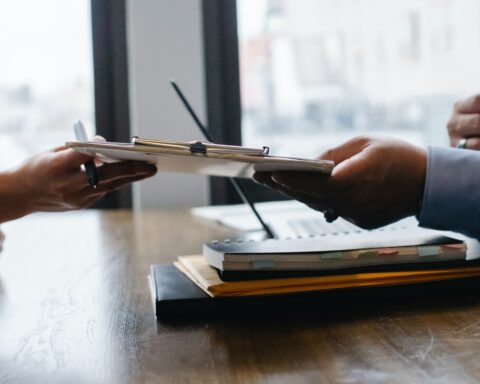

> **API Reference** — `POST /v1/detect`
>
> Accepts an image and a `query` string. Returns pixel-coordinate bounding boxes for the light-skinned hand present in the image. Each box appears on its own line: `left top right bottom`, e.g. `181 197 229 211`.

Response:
253 136 427 229
0 137 157 223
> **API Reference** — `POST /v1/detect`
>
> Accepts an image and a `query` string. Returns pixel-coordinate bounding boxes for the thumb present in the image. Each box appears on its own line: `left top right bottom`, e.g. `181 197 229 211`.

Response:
92 135 107 142
317 136 371 165
53 148 95 170
51 136 106 168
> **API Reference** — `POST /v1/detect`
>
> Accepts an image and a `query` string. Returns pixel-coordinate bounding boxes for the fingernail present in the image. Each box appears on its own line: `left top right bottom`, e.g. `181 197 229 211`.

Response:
271 173 283 185
252 175 266 185
252 172 271 185
149 165 158 174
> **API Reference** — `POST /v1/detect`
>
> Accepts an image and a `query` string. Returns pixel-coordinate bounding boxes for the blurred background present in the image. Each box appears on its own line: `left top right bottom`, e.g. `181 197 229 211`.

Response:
0 0 94 168
0 0 478 207
238 0 480 157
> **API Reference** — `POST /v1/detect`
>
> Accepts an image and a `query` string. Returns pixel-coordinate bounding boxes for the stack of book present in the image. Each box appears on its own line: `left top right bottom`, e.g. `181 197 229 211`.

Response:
149 226 480 316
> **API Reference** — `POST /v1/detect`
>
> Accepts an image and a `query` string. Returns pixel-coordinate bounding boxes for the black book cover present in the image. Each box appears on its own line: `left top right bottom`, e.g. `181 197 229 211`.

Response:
149 264 480 321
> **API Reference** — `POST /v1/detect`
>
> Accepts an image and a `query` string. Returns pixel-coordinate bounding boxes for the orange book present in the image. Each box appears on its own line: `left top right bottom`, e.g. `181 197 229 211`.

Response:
175 255 480 298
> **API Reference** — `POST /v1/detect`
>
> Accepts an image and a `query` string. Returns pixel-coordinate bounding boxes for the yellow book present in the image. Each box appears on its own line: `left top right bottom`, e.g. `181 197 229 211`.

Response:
175 255 480 298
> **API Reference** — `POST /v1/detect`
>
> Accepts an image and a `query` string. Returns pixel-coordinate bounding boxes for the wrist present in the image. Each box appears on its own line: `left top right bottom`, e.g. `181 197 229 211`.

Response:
0 169 35 223
415 199 423 221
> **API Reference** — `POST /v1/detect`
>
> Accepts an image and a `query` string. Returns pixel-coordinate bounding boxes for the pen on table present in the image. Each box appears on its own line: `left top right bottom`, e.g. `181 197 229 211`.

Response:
73 121 99 188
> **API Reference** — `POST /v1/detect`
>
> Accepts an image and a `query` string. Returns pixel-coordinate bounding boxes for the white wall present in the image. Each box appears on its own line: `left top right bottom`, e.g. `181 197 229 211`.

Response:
126 0 209 208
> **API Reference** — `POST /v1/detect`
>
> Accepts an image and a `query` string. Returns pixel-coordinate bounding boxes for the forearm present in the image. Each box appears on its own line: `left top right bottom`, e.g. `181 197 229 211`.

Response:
0 170 33 223
419 146 480 238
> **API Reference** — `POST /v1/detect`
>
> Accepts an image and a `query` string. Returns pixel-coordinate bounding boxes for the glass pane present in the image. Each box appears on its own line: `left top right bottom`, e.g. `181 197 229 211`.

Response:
237 0 477 158
0 0 95 169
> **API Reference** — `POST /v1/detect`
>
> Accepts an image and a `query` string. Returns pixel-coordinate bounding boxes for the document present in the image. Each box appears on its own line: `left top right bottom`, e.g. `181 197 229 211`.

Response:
66 138 334 179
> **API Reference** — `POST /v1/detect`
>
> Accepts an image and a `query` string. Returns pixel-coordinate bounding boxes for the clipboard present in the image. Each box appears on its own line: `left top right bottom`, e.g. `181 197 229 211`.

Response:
66 138 335 178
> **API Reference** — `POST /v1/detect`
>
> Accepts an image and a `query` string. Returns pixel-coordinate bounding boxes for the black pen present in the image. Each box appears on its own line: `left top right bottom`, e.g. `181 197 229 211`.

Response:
74 121 99 188
170 79 275 238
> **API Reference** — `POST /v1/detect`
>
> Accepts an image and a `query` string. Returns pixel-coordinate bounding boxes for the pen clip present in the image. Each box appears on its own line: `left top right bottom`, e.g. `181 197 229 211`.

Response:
73 121 99 188
189 141 208 154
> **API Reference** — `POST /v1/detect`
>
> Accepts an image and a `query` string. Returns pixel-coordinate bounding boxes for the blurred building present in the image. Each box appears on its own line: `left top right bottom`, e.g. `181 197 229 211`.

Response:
238 0 480 156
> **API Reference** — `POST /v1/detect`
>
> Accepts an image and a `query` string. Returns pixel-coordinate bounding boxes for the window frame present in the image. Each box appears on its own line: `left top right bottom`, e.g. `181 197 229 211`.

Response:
90 0 132 208
202 0 288 205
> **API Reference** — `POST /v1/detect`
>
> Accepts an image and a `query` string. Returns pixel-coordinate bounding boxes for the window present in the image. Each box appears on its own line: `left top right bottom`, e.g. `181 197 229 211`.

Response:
237 0 476 159
0 0 131 208
0 0 95 170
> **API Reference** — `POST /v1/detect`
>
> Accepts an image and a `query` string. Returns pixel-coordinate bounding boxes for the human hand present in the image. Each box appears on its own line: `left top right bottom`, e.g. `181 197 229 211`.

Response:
0 140 157 222
447 94 480 149
253 136 427 229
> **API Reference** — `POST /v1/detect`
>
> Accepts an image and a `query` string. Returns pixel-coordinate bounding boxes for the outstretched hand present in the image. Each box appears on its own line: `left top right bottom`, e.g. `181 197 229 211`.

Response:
0 138 157 223
254 136 427 229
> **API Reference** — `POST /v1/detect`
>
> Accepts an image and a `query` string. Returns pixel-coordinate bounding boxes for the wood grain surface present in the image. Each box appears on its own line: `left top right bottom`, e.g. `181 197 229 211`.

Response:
1 210 480 384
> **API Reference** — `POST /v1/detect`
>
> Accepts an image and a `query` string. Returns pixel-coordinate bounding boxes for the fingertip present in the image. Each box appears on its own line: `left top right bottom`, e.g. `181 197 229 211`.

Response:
122 161 158 177
92 135 107 142
135 162 158 175
147 163 158 175
253 171 285 191
252 171 272 184
466 137 480 150
271 171 290 185
316 149 334 162
53 145 67 153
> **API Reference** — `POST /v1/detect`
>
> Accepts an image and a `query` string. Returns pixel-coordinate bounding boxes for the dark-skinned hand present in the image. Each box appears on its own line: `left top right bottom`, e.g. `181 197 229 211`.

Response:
254 136 426 229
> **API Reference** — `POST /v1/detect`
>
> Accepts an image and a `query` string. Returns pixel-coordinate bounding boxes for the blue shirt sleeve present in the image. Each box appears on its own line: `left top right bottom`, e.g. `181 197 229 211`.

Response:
419 146 480 238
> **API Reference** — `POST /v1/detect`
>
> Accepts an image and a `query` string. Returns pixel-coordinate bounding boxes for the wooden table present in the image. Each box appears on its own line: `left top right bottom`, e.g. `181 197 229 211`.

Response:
1 209 480 384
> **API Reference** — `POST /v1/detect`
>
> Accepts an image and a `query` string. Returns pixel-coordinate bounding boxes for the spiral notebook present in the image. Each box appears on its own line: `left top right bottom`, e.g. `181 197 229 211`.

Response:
203 226 470 281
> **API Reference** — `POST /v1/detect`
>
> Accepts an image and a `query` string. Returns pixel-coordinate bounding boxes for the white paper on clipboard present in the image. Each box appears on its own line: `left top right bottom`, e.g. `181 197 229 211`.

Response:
65 139 334 179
